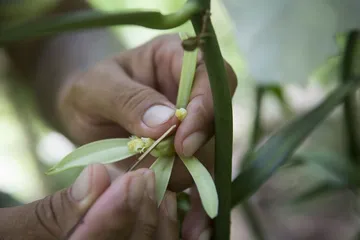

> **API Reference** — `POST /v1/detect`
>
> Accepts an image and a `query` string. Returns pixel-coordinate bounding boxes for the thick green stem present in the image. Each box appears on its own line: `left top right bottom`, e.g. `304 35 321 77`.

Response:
0 1 202 45
341 31 360 165
191 1 233 239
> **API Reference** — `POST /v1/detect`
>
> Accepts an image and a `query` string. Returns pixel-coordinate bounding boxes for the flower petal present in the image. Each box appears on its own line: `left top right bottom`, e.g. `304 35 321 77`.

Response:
150 155 175 206
180 155 219 218
46 138 135 175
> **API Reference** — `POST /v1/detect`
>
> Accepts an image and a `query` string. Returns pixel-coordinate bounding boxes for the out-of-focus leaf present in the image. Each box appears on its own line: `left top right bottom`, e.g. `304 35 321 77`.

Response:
177 192 190 213
292 181 346 205
180 156 219 219
150 155 175 206
0 1 201 45
222 0 360 84
46 139 135 175
297 151 359 186
0 192 22 207
231 77 360 207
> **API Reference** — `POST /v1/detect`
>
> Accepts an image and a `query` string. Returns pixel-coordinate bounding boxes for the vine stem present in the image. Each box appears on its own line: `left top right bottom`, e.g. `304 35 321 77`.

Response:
191 0 233 239
0 1 202 45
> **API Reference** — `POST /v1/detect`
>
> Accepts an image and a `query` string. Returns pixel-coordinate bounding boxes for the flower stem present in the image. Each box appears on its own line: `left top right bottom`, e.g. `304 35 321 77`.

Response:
191 1 233 239
0 1 202 45
176 32 199 108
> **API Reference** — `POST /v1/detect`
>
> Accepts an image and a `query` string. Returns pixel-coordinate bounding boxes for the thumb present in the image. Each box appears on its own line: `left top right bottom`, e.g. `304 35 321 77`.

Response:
79 60 179 139
0 164 110 239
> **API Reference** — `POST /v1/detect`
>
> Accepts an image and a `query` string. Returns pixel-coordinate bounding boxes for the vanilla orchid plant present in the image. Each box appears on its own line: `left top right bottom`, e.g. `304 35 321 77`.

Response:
46 32 218 219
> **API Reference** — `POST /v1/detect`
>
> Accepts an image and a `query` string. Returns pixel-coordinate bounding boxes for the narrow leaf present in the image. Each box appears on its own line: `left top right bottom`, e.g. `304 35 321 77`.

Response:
176 32 199 108
150 155 175 206
292 181 345 205
231 77 360 207
180 156 218 218
296 152 357 185
46 138 135 175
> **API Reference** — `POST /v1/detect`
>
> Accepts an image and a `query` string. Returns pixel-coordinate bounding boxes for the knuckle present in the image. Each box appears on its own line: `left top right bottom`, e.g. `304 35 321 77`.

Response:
140 221 157 238
116 87 153 115
34 195 62 238
191 95 213 120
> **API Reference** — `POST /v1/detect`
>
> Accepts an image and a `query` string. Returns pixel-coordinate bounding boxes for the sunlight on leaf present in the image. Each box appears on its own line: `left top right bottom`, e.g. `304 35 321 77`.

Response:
223 0 360 84
46 138 135 175
150 155 175 206
180 156 218 218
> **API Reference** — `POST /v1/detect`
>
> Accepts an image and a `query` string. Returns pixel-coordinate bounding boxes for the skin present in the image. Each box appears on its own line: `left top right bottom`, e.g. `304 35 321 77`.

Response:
3 0 237 239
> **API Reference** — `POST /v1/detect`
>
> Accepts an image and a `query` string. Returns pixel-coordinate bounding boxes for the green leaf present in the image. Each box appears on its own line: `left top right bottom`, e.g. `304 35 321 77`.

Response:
292 181 345 205
180 155 218 219
176 32 199 108
231 77 360 207
296 152 358 185
150 155 175 206
46 138 135 175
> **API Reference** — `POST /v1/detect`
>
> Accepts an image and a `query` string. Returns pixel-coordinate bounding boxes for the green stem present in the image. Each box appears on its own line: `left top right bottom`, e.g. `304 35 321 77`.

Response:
176 32 199 108
0 1 202 45
341 31 360 165
191 1 233 239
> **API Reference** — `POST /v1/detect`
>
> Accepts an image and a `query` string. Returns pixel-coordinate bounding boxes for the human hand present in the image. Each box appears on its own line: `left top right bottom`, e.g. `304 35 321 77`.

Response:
0 165 179 240
56 33 237 192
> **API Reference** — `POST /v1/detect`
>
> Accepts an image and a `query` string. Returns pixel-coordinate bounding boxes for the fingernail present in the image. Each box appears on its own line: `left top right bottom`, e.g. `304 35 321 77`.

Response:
165 192 177 222
71 166 91 201
144 170 155 202
199 228 211 240
182 132 207 157
143 105 175 128
128 175 146 210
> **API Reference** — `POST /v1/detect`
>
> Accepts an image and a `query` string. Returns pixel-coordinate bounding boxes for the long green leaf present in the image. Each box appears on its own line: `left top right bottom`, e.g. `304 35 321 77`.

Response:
150 155 175 206
176 32 198 108
0 1 202 45
296 152 358 185
292 181 345 205
231 77 360 207
46 138 135 175
180 155 218 219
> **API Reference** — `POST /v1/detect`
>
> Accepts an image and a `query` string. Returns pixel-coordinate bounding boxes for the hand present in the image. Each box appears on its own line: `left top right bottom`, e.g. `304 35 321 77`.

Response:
0 165 179 239
57 33 237 192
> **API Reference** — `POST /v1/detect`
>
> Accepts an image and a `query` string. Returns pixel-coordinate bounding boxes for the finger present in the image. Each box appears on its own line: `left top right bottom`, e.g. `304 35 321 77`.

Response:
129 170 158 240
156 191 179 240
0 164 111 239
69 59 178 141
174 60 237 157
69 168 154 240
182 187 211 240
